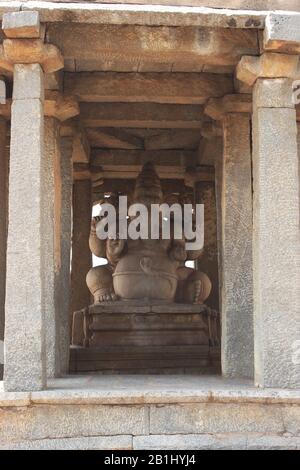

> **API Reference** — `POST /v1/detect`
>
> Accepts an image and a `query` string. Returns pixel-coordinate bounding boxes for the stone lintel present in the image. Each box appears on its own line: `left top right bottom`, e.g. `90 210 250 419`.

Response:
18 3 267 29
44 91 79 122
204 94 252 121
0 39 63 74
236 53 299 86
264 13 300 54
2 11 40 39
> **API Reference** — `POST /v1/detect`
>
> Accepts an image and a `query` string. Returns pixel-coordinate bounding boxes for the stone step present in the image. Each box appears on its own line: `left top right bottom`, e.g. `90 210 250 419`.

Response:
70 345 220 374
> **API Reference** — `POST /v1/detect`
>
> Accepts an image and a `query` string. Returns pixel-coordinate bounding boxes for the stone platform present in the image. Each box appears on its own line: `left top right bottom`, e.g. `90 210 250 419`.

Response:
71 302 220 374
0 375 299 450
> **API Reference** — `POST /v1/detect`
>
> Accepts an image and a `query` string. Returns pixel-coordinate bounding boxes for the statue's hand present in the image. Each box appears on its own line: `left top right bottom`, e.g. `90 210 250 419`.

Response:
170 240 187 263
91 216 100 233
107 238 125 264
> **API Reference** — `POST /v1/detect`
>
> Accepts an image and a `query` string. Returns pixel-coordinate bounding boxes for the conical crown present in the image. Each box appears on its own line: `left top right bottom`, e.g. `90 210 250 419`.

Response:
133 161 163 205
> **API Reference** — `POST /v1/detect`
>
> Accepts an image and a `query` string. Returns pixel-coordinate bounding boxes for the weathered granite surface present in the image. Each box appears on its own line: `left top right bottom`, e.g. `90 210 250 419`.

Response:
0 117 7 381
252 79 300 389
264 12 300 53
221 113 253 379
0 375 299 449
4 64 47 392
71 180 92 314
56 137 73 375
43 116 58 379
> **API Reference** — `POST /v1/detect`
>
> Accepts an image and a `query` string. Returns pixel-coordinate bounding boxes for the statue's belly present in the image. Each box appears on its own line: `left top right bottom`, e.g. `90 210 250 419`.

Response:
113 253 178 302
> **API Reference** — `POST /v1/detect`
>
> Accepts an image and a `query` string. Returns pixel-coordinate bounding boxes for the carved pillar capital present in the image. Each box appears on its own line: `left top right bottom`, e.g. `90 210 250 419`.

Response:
44 91 79 122
0 11 63 73
200 121 222 140
236 53 299 87
204 94 252 121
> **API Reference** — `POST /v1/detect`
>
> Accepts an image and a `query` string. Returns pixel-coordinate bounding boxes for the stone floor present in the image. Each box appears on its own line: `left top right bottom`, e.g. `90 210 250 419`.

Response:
1 374 299 403
0 375 299 449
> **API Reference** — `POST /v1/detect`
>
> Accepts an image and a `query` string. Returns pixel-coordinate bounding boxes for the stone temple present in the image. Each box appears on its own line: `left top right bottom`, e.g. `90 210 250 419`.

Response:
0 0 299 450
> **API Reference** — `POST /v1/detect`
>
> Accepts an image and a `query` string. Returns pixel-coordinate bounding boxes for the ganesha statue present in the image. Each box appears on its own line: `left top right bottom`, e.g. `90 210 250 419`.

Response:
86 162 211 305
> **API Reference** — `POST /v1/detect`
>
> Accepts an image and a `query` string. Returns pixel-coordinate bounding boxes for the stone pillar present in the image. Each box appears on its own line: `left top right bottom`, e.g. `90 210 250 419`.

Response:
199 126 223 313
56 137 73 374
4 64 47 391
252 79 300 388
297 122 300 202
214 145 224 315
71 179 92 316
1 11 64 391
0 115 7 380
43 116 60 378
205 95 254 379
195 181 219 312
237 50 300 388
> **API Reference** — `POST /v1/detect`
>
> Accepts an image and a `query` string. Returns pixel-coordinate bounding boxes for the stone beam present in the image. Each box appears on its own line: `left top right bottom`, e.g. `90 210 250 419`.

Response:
47 24 258 70
89 166 214 183
236 53 299 87
19 2 268 28
64 72 233 105
92 179 190 202
91 166 186 181
86 128 144 150
264 13 300 54
79 103 203 129
144 129 200 150
91 149 196 169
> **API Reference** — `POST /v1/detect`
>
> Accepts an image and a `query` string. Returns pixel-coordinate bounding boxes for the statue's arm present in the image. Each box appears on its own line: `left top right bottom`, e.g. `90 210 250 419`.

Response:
169 239 187 263
107 238 127 266
186 247 204 261
89 218 107 258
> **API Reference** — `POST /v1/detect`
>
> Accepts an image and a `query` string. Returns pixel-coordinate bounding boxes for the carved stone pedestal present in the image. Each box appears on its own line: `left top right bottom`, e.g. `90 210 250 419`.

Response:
70 302 220 374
